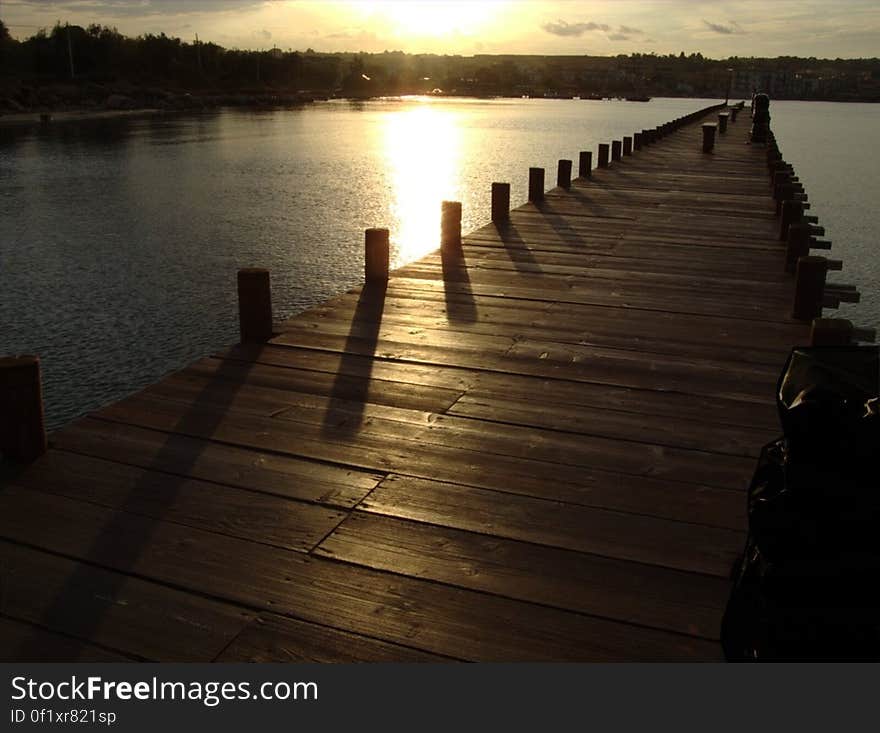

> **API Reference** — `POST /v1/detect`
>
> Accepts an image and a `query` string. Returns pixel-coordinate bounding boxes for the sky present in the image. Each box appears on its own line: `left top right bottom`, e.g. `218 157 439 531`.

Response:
3 0 879 58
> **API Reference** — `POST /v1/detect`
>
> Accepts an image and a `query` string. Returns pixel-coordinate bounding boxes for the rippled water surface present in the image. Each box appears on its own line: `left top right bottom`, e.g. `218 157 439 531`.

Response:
1 97 876 430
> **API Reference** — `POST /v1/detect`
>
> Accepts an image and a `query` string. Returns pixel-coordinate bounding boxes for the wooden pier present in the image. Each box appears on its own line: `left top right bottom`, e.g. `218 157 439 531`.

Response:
0 104 873 661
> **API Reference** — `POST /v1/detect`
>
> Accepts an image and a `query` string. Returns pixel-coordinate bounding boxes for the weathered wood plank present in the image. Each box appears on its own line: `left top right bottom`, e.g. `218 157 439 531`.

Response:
0 617 135 663
50 419 381 509
0 541 254 662
7 450 347 552
218 614 450 662
315 512 731 639
0 487 720 660
358 475 745 573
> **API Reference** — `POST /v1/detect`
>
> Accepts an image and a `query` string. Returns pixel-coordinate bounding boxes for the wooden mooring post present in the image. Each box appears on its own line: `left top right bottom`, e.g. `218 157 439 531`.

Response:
597 143 610 168
578 151 592 178
0 355 47 464
441 200 462 250
611 140 622 162
528 167 545 202
364 227 390 282
622 136 633 156
491 182 510 223
237 268 273 343
557 159 572 188
702 123 716 153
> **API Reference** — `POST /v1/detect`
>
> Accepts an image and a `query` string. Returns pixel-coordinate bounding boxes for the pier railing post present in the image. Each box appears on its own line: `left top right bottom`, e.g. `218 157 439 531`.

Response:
0 355 48 464
441 200 462 251
633 132 643 151
611 140 622 162
491 182 510 223
528 167 545 202
810 318 853 346
623 136 633 156
578 151 592 178
780 199 804 241
730 107 739 123
597 144 610 168
718 113 729 134
364 227 390 283
792 255 828 321
702 123 716 153
784 222 811 273
557 159 572 189
237 268 273 344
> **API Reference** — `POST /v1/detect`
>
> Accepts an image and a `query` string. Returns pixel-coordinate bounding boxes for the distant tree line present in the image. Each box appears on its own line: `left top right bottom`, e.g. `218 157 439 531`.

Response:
1 19 878 105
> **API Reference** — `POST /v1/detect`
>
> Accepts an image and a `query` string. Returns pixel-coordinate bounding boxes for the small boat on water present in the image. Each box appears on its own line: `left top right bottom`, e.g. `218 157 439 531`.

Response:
625 95 651 102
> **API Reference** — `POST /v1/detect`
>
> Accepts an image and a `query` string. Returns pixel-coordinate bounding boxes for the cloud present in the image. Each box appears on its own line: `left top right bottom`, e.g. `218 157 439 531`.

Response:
256 28 271 40
608 33 630 41
618 25 643 35
541 19 609 37
703 20 744 34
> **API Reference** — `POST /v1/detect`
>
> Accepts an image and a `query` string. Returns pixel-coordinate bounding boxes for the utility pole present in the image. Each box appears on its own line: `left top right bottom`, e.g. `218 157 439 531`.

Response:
66 23 75 79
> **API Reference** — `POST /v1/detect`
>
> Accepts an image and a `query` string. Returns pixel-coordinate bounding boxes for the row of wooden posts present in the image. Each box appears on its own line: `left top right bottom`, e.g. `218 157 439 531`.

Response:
765 127 875 346
2 103 872 465
701 103 743 153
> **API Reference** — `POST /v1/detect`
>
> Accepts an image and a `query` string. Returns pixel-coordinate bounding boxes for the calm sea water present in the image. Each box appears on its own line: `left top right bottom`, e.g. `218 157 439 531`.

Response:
1 97 876 430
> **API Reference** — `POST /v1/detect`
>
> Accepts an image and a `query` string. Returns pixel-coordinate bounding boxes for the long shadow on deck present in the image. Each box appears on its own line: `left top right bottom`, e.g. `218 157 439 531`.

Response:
320 281 387 439
488 221 544 274
440 244 478 324
8 357 259 661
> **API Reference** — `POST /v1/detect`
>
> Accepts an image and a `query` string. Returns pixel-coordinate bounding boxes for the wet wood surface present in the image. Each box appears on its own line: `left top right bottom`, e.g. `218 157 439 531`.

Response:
0 108 807 661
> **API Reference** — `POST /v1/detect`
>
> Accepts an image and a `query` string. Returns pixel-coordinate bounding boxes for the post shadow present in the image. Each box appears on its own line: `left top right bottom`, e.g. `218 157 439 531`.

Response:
320 280 387 439
440 241 478 325
492 219 544 273
533 198 596 250
9 355 260 661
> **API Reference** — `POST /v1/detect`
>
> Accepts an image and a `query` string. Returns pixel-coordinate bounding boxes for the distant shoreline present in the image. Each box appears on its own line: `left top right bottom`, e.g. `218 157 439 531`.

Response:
0 107 165 128
2 92 875 130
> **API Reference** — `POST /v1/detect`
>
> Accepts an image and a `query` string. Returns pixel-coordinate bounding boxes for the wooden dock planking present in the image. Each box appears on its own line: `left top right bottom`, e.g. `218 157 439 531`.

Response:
1 107 811 661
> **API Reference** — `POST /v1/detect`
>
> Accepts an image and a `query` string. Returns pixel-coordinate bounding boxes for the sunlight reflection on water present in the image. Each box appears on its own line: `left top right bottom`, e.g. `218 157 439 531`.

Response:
383 102 463 266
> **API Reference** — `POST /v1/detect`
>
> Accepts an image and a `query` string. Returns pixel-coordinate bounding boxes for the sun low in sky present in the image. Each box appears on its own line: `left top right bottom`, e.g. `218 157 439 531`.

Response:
3 0 880 58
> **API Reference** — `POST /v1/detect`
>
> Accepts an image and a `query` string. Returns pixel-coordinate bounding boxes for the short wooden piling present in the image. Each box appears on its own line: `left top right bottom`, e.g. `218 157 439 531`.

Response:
622 136 633 156
237 268 273 344
784 222 812 273
491 182 510 223
780 199 804 241
528 167 545 202
730 108 739 123
792 255 828 321
364 227 390 283
441 200 462 251
633 132 643 151
578 151 592 178
597 144 610 168
702 124 716 153
718 113 729 134
557 159 572 189
0 355 48 464
611 140 622 162
810 318 853 346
